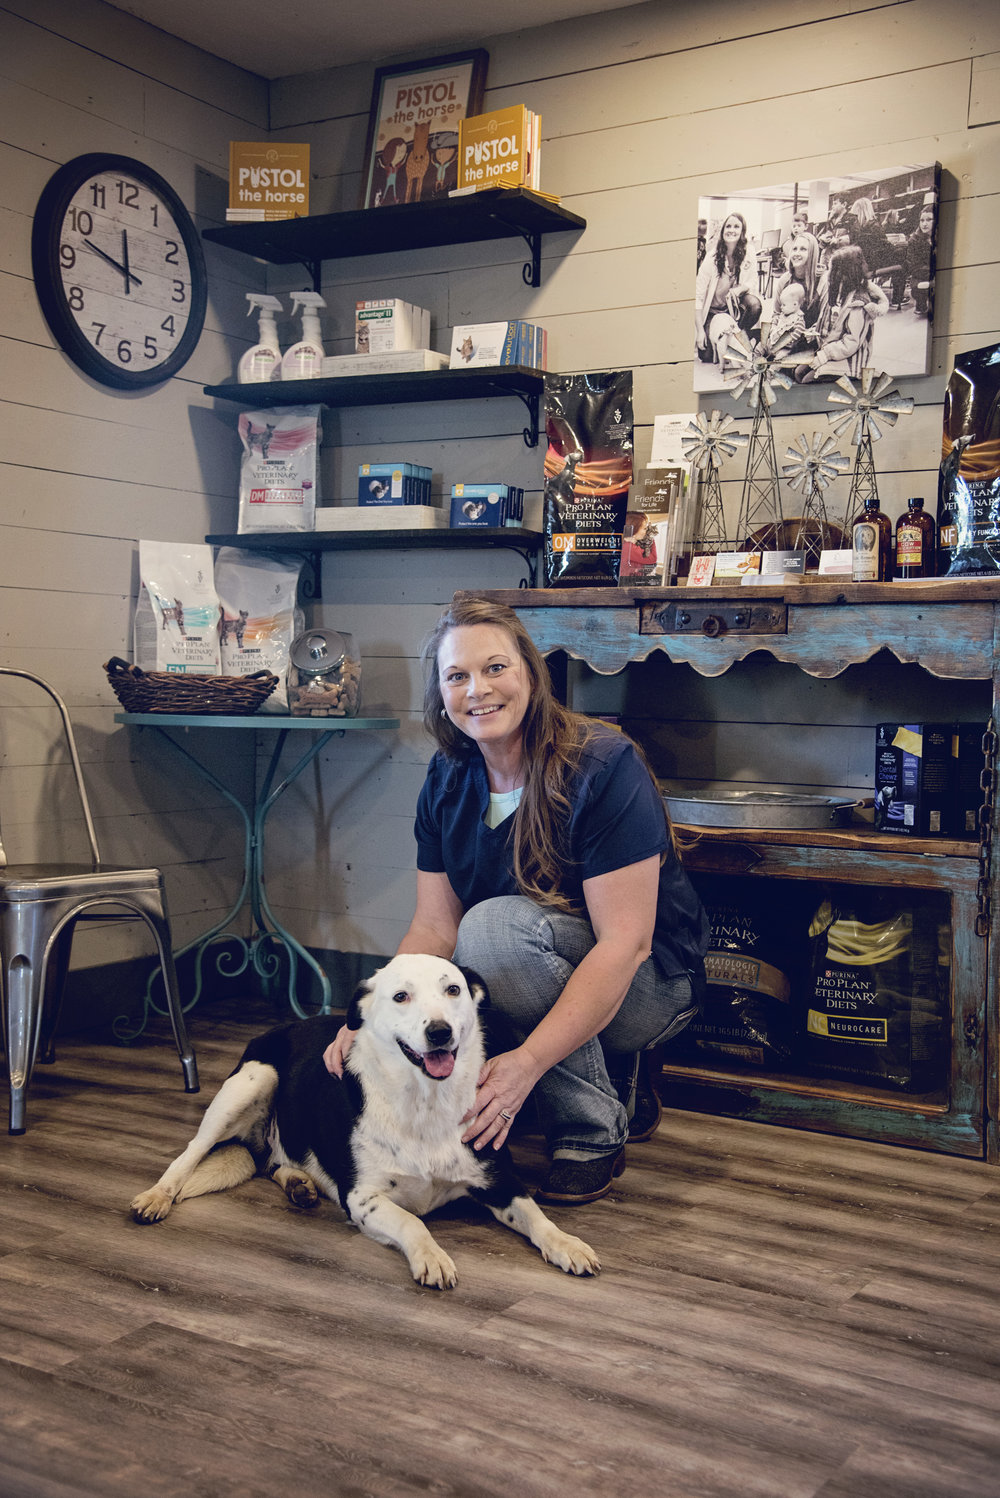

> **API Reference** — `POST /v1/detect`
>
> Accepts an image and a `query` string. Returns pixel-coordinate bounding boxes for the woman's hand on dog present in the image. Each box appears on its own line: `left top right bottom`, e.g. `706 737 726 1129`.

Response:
322 1026 356 1076
461 1048 539 1151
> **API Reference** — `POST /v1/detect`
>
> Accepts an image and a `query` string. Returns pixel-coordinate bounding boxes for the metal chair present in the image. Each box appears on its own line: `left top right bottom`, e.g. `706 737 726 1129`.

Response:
0 668 198 1133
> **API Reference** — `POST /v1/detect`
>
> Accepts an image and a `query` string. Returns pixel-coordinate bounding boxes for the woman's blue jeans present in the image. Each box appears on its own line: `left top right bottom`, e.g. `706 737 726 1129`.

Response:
452 896 697 1161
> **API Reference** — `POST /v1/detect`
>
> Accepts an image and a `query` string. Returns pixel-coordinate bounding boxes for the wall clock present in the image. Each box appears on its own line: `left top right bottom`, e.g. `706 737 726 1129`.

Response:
31 153 208 391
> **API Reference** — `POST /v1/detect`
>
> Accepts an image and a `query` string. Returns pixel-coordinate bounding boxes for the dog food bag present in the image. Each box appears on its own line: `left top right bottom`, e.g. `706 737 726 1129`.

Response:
803 888 949 1092
214 547 304 712
672 874 809 1068
938 341 1000 576
133 540 222 675
237 405 321 533
543 370 633 587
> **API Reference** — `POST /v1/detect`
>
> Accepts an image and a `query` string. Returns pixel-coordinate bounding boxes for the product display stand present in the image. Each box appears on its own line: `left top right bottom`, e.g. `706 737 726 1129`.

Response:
113 713 398 1033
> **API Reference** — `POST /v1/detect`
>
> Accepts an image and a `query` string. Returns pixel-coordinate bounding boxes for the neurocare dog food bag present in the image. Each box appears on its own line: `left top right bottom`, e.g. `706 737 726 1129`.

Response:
938 342 1000 576
215 547 304 712
238 405 320 533
133 540 221 675
543 371 633 587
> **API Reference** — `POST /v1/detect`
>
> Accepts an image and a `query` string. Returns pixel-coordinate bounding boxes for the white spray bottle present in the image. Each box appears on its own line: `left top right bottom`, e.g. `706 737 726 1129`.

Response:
238 293 283 382
281 291 326 379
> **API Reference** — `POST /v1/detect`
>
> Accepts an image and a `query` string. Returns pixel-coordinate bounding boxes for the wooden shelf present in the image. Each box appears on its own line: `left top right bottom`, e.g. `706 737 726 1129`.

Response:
202 188 586 288
206 528 543 586
202 365 545 446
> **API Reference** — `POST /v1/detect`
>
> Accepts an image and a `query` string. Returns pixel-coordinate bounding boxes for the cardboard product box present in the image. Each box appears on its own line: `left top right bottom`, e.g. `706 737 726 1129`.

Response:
450 483 509 526
358 461 429 505
449 323 519 368
321 350 448 377
355 300 428 354
315 505 448 531
874 723 954 836
954 722 988 839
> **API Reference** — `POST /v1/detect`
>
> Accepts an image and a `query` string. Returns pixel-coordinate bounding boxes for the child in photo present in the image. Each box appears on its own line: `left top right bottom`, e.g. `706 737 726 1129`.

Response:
764 282 807 358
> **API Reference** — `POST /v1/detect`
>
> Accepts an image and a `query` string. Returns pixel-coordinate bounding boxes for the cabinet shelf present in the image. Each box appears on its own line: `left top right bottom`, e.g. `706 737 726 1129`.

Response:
202 188 586 288
203 365 545 446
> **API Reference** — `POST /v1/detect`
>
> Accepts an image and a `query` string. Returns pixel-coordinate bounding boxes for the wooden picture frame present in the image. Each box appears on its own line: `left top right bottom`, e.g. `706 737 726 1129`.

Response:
360 50 488 210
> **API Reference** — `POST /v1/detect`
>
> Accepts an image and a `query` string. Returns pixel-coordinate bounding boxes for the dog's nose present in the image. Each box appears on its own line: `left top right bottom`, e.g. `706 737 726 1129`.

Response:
425 1021 454 1050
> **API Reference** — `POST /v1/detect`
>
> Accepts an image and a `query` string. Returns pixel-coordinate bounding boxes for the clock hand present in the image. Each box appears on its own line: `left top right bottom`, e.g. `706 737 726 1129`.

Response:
81 236 143 290
121 229 135 295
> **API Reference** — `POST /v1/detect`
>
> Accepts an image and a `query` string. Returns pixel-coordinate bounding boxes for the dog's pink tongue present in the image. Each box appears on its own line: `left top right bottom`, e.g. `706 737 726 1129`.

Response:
424 1049 456 1079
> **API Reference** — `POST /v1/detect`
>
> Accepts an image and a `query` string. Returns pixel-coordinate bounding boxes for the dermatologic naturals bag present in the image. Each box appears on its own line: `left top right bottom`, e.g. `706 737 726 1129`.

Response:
215 547 304 712
133 540 222 675
238 405 320 533
938 342 1000 576
543 371 633 587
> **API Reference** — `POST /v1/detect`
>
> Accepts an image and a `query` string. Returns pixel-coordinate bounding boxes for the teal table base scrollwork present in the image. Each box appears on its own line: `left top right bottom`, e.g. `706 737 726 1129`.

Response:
113 713 398 1037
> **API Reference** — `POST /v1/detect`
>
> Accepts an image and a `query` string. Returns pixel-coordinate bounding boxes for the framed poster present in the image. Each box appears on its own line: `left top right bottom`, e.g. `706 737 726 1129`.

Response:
693 163 941 392
360 50 488 210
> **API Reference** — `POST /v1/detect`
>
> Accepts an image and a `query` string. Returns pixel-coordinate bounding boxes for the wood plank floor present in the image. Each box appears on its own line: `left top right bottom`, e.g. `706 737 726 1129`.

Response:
2 995 999 1498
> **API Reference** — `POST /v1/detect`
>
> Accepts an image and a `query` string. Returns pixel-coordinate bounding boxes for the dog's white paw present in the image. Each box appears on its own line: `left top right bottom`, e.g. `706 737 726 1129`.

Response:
130 1186 173 1223
410 1244 458 1290
541 1230 601 1277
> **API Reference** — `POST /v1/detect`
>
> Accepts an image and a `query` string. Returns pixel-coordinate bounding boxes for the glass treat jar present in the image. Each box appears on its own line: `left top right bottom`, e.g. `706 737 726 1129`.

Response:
288 629 361 717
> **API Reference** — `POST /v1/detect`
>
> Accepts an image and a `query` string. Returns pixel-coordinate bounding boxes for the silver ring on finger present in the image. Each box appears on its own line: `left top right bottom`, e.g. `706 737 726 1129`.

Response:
500 1110 513 1123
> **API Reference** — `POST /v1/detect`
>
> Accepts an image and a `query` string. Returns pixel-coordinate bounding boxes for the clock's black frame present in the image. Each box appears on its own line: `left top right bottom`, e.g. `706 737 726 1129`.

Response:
31 152 208 391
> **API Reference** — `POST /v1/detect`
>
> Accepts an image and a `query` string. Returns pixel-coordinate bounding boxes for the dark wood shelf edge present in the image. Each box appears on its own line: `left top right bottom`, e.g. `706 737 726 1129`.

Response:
203 365 543 409
202 188 586 266
206 529 542 552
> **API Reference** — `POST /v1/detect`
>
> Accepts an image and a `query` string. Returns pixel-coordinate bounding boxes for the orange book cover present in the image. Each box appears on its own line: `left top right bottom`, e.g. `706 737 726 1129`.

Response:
228 142 310 221
458 106 531 192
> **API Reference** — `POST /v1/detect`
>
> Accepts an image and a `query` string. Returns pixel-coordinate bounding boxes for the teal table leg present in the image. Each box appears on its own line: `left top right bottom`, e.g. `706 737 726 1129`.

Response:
115 724 336 1038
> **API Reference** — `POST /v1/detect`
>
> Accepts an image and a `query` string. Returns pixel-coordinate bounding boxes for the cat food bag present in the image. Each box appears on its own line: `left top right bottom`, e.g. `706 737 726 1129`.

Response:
803 888 949 1092
672 874 809 1068
214 547 304 712
133 540 222 675
238 405 321 533
938 342 1000 576
543 371 633 587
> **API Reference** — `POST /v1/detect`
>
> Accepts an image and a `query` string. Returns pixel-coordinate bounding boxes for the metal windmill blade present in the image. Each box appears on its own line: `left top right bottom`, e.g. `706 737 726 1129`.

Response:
721 329 794 410
682 411 747 554
826 368 914 525
781 432 851 561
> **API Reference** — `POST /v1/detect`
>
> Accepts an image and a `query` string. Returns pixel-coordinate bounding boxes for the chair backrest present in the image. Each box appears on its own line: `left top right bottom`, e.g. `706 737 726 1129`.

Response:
0 668 102 868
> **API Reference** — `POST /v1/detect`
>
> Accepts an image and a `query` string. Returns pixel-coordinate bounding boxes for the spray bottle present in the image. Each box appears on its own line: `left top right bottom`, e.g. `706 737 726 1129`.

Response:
238 294 283 382
281 291 326 380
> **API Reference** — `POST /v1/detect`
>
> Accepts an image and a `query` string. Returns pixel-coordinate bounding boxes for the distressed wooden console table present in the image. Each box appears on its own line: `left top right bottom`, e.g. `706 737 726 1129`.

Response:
472 578 1000 1162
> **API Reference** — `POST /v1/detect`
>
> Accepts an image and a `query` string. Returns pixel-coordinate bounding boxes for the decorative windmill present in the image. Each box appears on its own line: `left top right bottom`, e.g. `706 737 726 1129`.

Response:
781 432 851 564
722 330 795 551
826 368 914 526
681 410 748 554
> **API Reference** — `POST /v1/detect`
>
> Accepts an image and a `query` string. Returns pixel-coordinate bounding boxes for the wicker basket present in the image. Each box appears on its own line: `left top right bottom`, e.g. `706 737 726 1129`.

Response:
104 657 279 716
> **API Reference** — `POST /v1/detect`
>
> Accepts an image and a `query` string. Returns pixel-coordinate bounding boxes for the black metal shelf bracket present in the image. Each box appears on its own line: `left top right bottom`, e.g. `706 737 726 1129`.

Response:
490 382 540 447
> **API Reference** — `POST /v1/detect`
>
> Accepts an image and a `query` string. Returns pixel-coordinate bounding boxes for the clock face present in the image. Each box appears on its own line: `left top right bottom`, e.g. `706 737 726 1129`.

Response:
32 154 208 390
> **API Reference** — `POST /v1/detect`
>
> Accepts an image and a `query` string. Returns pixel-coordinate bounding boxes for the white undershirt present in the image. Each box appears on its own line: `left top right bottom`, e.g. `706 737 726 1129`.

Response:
485 785 524 828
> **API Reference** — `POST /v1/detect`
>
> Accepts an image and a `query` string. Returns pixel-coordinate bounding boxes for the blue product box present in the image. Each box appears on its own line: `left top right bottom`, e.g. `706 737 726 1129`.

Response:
359 461 425 505
450 483 510 527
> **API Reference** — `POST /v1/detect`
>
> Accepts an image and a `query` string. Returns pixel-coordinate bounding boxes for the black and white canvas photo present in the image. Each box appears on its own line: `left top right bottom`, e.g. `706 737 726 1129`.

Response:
694 164 940 393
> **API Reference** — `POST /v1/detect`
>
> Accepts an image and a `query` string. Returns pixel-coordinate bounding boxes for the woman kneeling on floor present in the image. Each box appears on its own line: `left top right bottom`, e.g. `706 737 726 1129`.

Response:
324 597 709 1204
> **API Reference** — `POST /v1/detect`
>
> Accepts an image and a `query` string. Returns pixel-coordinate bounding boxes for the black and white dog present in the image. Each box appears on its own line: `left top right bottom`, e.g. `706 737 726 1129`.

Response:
130 955 600 1289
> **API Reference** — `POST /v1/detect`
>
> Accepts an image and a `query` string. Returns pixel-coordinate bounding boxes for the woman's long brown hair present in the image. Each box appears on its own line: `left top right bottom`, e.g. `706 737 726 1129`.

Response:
422 596 672 913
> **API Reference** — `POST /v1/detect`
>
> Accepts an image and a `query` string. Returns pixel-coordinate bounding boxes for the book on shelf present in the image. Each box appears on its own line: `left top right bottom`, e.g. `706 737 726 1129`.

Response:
227 142 309 222
457 106 540 194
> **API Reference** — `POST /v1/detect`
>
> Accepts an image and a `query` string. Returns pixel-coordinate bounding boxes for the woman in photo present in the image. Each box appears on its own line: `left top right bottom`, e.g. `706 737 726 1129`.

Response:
796 244 888 382
694 212 762 367
906 200 936 316
769 231 828 358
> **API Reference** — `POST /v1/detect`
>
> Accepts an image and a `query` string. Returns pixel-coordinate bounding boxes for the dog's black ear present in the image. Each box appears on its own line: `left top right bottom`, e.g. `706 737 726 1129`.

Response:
346 978 372 1032
459 966 490 1008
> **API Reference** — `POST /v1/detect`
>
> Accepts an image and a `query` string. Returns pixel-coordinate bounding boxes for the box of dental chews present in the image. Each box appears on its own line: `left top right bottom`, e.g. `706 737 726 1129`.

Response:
358 461 432 505
450 483 524 527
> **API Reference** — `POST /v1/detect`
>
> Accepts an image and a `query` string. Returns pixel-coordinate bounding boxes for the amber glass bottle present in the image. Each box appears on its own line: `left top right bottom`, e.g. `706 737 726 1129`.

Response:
895 496 936 579
852 494 894 581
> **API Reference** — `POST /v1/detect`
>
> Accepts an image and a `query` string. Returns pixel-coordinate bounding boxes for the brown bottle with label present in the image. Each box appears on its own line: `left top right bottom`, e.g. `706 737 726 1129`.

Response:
851 494 894 581
895 496 936 579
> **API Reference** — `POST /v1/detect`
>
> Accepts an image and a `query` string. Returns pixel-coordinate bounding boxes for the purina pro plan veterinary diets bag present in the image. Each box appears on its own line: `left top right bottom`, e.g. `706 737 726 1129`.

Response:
133 540 221 674
238 405 320 532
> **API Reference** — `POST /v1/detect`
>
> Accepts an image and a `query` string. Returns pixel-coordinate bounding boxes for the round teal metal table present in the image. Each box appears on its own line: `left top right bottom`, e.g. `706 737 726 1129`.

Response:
114 712 399 1032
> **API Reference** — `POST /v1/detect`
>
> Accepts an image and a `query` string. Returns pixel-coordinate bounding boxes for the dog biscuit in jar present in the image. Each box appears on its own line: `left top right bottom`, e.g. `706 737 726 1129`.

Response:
288 629 361 716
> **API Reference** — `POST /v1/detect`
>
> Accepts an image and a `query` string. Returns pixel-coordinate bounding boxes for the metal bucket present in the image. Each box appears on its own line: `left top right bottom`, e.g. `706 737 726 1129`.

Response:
662 783 859 830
